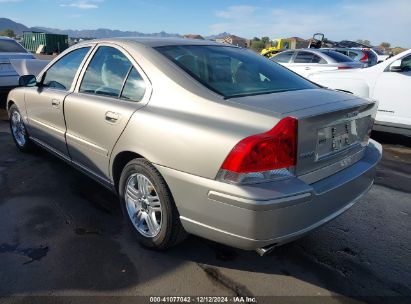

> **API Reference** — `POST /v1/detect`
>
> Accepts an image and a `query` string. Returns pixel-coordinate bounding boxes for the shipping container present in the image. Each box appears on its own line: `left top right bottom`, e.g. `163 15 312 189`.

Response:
22 32 69 54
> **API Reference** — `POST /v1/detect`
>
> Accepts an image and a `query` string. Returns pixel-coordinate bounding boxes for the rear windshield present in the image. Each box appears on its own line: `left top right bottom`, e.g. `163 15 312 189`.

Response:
0 39 27 53
320 50 354 62
155 45 318 98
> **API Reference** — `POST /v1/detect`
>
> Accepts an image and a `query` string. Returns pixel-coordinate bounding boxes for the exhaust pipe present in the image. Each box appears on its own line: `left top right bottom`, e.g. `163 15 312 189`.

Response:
255 244 277 256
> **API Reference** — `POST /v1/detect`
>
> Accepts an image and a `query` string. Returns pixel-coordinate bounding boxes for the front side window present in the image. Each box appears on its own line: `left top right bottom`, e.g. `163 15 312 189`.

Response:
43 47 91 91
156 45 317 98
80 46 132 98
400 55 411 72
271 51 293 63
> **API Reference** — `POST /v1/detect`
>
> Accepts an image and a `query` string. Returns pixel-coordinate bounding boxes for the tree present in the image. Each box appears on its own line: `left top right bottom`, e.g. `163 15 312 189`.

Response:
0 29 16 38
380 42 391 49
252 37 260 41
261 36 270 45
250 40 265 52
356 39 371 46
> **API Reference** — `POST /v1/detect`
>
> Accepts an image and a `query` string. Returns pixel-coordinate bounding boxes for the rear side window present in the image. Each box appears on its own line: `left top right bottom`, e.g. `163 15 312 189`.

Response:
0 39 27 53
121 67 146 102
43 47 90 91
272 52 293 63
80 46 132 98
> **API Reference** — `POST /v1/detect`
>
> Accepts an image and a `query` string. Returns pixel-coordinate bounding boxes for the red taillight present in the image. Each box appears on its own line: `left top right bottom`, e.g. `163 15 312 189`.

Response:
338 66 353 70
360 51 369 62
221 117 298 173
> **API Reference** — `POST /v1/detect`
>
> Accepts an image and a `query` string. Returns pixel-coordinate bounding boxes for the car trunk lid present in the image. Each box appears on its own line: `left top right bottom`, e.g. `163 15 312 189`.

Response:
228 88 376 183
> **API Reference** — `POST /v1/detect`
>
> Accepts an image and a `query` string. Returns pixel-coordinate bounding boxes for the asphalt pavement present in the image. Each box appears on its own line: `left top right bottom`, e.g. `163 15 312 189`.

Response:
0 109 410 304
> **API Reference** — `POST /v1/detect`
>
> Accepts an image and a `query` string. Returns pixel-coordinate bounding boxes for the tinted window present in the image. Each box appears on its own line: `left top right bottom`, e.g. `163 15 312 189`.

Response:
43 47 90 91
311 54 326 64
401 55 411 71
121 67 146 102
294 51 315 63
0 39 27 53
80 46 132 98
156 45 317 98
272 51 293 63
321 50 353 62
347 51 359 59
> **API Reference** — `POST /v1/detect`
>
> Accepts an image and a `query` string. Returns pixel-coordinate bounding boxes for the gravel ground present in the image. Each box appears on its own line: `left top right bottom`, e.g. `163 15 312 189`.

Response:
0 109 410 304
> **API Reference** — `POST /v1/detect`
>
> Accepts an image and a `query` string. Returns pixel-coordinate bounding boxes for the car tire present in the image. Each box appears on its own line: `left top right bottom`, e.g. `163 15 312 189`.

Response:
119 158 187 250
9 104 34 153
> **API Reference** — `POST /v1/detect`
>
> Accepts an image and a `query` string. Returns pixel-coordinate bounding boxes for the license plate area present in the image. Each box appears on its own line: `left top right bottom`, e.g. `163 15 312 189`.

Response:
316 119 360 160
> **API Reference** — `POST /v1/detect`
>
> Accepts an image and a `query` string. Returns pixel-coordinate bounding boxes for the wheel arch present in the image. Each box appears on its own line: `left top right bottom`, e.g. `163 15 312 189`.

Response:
111 150 146 193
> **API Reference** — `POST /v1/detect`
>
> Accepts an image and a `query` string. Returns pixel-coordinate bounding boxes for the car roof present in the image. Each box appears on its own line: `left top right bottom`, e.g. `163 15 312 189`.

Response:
77 37 225 48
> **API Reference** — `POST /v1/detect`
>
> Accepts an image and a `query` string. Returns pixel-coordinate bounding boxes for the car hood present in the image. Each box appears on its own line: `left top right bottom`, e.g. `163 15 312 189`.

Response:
227 88 358 115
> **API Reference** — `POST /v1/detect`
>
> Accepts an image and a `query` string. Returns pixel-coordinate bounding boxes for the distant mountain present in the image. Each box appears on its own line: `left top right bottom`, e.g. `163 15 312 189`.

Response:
0 18 46 35
35 27 181 39
0 18 181 39
205 32 232 40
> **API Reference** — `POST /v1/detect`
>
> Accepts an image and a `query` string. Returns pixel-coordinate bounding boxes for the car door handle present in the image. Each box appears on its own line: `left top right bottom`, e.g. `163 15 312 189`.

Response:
51 99 61 108
105 111 120 123
305 67 312 70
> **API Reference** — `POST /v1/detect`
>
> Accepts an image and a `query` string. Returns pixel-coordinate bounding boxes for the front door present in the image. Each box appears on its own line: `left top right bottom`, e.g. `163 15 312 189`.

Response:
372 54 411 129
64 45 149 180
24 46 92 156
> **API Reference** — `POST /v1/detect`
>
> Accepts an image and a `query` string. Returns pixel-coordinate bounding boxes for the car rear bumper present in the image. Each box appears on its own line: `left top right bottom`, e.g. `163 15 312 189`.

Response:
374 120 411 137
155 139 382 251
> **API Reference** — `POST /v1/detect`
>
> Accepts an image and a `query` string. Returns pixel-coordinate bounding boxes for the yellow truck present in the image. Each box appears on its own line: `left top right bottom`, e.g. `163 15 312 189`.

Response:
261 38 290 58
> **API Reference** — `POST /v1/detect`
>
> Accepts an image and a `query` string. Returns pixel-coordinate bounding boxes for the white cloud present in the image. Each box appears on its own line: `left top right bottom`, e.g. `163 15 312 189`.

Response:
210 0 411 48
60 0 103 10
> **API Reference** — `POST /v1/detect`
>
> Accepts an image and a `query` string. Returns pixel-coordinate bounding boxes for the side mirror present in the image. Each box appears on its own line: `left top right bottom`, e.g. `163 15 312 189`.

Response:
390 59 402 72
19 75 38 87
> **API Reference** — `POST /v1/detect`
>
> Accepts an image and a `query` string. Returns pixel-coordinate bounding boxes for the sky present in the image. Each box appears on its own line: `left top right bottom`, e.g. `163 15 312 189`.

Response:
1 0 410 47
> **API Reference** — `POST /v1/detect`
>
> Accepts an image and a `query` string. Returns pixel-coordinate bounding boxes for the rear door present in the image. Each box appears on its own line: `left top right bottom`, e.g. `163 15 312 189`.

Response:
372 53 411 129
64 44 151 180
24 46 93 156
288 51 328 77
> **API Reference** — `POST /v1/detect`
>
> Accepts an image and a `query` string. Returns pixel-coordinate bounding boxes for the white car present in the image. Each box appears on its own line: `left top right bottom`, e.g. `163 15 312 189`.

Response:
308 50 411 136
271 49 363 78
370 48 389 63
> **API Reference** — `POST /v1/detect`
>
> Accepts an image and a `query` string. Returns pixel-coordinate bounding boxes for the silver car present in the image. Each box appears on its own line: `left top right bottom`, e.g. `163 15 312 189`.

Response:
0 36 35 107
271 49 363 77
7 38 382 255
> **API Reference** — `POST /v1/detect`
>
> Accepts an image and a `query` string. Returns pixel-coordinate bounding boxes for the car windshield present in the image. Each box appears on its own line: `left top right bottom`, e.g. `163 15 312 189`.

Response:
0 39 27 53
320 50 353 62
155 45 318 98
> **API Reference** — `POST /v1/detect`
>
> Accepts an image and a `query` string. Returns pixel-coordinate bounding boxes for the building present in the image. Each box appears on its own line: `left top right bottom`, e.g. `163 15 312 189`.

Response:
216 35 247 48
286 37 309 49
22 32 69 54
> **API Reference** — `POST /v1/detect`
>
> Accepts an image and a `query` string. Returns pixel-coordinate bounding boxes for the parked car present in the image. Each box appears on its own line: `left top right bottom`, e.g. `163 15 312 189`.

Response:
323 48 378 67
7 38 381 255
271 49 363 77
369 47 389 63
308 49 411 136
0 36 35 107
